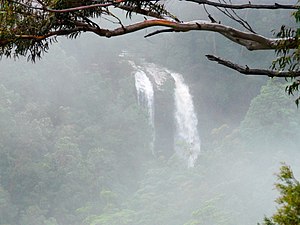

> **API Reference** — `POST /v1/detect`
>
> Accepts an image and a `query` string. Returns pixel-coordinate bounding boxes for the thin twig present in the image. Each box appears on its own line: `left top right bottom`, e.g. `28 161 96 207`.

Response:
144 28 175 37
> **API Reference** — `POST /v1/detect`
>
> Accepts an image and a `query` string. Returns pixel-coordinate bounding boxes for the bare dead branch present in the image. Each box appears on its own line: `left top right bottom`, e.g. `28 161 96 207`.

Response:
215 6 255 33
206 54 300 77
203 5 218 23
185 0 300 10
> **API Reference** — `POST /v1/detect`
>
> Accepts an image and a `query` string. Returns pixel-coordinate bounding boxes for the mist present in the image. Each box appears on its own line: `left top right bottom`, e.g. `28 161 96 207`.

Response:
0 2 300 225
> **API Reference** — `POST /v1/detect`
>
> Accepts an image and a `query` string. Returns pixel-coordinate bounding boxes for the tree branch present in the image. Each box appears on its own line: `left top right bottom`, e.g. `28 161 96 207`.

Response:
38 0 124 13
185 0 300 10
205 54 300 77
103 19 281 50
12 0 164 20
117 4 166 19
3 19 294 51
144 28 175 37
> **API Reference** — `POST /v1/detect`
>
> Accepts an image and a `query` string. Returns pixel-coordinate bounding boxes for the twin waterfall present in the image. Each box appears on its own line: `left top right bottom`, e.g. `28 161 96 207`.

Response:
171 72 201 167
134 70 155 128
132 62 200 167
132 65 155 155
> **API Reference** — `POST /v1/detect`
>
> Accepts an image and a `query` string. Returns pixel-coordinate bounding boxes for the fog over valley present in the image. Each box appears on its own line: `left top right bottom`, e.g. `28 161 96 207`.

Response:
0 1 299 225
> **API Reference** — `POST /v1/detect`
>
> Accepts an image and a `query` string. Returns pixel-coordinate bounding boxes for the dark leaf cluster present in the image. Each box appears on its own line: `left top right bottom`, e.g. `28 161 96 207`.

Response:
0 0 168 60
259 164 300 225
272 7 300 105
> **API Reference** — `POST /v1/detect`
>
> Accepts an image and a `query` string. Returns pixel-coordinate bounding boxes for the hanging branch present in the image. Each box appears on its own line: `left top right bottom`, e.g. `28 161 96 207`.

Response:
203 5 218 23
215 5 255 33
3 19 293 50
185 0 300 10
205 54 300 77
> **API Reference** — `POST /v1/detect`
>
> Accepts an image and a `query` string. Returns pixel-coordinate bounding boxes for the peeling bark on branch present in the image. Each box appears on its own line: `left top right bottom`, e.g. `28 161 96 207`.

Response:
4 20 286 51
206 55 300 77
89 20 284 50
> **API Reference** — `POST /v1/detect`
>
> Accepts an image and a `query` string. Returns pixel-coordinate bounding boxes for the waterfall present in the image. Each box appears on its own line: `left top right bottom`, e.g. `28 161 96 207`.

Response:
134 70 155 126
170 71 201 167
132 62 155 155
129 57 200 166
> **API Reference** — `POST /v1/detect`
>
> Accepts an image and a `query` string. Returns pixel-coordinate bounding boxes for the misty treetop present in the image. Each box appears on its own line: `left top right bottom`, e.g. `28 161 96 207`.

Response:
260 164 300 225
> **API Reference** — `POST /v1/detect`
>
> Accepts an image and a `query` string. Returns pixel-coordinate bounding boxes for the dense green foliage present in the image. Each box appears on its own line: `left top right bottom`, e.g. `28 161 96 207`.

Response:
0 0 169 60
260 164 300 225
273 6 300 104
